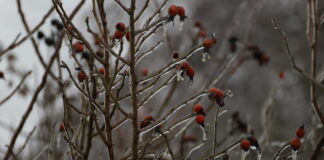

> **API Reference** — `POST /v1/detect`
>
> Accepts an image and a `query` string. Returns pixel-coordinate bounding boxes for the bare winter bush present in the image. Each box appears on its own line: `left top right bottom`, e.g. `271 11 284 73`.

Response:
0 0 324 159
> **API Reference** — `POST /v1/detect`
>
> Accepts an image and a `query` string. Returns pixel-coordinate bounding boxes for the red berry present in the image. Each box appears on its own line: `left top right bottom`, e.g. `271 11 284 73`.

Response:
140 119 150 129
194 21 202 29
115 22 126 32
208 88 225 99
168 5 178 17
125 31 130 41
73 42 84 52
278 72 285 79
193 104 203 113
59 122 65 132
144 115 154 121
203 38 215 49
261 54 270 65
177 6 185 17
290 138 301 150
296 126 305 139
114 30 124 39
141 68 149 77
240 139 251 151
77 71 87 82
180 61 190 70
198 30 207 38
186 66 195 79
98 67 105 75
195 114 205 125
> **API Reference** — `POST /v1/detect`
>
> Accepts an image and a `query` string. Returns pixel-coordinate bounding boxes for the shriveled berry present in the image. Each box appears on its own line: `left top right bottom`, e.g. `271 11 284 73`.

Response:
208 88 225 99
290 138 301 150
240 139 251 151
172 52 179 59
37 31 45 39
115 22 126 32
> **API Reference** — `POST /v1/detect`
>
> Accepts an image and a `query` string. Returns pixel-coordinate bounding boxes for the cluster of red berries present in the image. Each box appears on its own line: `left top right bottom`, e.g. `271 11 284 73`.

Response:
290 125 305 150
177 61 195 86
194 21 207 38
168 5 187 22
247 45 270 66
140 115 155 129
208 88 225 107
228 36 239 52
194 104 206 126
202 34 217 62
113 22 130 41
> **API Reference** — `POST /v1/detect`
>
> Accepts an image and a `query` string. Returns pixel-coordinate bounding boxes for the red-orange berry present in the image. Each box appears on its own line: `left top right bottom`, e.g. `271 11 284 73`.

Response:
208 88 225 99
125 31 130 41
194 21 202 29
198 30 207 38
290 138 301 150
168 5 178 17
240 139 251 151
144 115 154 121
278 72 285 79
195 114 205 125
140 119 150 129
98 67 105 75
73 42 84 52
295 125 305 139
141 68 149 77
186 66 195 80
203 38 215 49
77 71 87 82
177 6 185 17
261 54 270 65
180 61 190 70
114 30 124 39
193 104 203 113
115 22 126 32
59 122 65 132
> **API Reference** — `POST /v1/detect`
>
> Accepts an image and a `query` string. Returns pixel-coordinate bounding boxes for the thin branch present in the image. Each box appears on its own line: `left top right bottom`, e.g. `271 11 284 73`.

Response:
0 71 32 105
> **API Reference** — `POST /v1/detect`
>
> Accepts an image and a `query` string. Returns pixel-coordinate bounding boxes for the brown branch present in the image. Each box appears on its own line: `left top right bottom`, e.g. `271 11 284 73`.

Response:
310 135 324 160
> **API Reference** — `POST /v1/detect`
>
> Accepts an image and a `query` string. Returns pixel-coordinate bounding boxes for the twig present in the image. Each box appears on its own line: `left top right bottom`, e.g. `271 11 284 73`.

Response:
0 71 32 105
